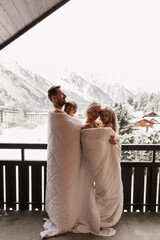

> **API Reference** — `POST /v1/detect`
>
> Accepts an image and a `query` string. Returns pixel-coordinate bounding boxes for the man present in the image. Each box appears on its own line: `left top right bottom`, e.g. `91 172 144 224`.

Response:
42 85 84 239
48 85 66 111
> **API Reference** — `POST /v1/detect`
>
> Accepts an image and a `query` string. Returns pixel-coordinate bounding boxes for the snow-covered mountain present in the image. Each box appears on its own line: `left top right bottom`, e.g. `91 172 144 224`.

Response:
0 63 89 112
0 63 51 110
81 73 134 103
0 54 134 112
63 72 113 104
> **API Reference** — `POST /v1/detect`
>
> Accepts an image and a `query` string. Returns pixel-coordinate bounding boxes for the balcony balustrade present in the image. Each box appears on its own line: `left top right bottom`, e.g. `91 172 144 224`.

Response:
0 143 160 212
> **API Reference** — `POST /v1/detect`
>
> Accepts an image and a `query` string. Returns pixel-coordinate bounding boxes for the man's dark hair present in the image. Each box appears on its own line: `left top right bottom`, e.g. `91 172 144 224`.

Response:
48 85 61 101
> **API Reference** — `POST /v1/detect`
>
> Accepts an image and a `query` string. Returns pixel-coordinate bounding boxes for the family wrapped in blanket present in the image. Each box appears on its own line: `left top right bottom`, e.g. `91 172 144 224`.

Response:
40 110 123 239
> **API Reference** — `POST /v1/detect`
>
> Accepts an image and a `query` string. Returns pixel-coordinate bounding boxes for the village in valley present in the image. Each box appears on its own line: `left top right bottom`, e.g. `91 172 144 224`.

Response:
0 103 160 145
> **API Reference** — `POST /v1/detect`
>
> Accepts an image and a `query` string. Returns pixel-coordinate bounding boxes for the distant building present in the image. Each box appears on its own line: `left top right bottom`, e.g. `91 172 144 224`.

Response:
135 119 154 128
27 111 48 124
0 106 22 128
143 112 159 117
134 111 160 131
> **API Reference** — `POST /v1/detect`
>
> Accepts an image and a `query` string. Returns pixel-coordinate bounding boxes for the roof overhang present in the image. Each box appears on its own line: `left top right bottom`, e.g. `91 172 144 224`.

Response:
0 0 70 50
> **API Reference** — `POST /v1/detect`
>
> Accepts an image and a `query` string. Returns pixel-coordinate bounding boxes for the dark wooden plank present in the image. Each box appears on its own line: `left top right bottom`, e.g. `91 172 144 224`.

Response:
157 168 160 212
19 163 29 210
43 164 47 209
32 164 42 210
133 166 145 212
122 144 160 151
6 164 16 210
0 165 4 209
150 167 158 212
145 167 151 212
150 151 158 212
121 165 132 212
0 143 47 149
43 162 47 201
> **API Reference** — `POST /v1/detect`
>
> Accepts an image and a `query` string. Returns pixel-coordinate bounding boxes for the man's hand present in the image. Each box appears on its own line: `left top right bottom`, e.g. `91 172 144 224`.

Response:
109 135 119 145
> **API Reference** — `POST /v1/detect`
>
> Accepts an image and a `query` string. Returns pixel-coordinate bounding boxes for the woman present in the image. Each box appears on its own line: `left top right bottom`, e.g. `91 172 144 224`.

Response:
82 102 118 145
82 101 101 129
81 101 123 234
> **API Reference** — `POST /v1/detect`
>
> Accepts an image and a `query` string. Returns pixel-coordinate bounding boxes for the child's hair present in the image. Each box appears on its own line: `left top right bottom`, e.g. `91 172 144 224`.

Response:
101 106 118 134
65 101 78 110
85 101 101 118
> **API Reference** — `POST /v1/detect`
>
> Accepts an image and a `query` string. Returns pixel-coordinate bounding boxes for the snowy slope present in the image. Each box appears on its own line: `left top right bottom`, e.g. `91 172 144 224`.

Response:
0 52 135 112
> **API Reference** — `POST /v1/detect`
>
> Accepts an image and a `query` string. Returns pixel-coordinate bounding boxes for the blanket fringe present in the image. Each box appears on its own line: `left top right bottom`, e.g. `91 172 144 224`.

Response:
40 219 116 239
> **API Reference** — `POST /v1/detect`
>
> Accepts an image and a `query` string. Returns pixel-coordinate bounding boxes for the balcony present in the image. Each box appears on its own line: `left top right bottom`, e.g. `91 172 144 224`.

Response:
0 143 160 240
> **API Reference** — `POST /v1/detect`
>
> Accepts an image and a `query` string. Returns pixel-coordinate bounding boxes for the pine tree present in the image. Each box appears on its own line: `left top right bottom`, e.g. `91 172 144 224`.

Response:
127 96 134 106
114 103 134 135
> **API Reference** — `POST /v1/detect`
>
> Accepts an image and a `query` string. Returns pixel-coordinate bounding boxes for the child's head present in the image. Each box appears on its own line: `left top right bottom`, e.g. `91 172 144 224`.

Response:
64 101 78 116
85 101 101 122
100 106 118 134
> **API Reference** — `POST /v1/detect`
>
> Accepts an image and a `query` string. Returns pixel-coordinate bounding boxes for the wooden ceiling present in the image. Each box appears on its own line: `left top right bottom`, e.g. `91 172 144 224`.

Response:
0 0 70 50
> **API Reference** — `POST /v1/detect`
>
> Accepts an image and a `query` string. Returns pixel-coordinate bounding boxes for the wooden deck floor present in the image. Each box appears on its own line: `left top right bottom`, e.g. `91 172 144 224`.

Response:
0 211 160 240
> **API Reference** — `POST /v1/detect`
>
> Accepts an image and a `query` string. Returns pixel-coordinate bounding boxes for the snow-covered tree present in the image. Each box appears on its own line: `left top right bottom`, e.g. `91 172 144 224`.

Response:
127 96 134 106
114 103 134 136
121 129 160 161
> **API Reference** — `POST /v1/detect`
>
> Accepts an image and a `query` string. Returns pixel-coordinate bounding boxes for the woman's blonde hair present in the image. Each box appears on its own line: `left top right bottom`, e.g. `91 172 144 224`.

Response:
85 101 101 118
101 106 119 134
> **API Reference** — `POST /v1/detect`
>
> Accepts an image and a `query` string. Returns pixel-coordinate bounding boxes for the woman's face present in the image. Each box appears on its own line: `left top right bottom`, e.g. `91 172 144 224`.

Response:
88 106 101 122
100 110 110 123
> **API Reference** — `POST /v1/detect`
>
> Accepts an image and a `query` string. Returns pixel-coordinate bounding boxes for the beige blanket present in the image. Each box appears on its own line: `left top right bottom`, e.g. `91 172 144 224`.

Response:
45 111 82 231
40 112 123 238
81 127 123 228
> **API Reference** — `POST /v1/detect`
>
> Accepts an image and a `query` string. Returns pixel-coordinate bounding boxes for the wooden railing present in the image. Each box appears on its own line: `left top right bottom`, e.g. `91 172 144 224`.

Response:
0 143 160 212
0 143 47 211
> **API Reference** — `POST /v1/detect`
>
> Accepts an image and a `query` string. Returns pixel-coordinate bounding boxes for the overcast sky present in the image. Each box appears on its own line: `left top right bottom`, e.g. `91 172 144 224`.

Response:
2 0 160 91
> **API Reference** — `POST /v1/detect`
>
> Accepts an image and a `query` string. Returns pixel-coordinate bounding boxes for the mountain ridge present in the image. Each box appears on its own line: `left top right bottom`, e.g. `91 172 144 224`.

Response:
0 59 134 112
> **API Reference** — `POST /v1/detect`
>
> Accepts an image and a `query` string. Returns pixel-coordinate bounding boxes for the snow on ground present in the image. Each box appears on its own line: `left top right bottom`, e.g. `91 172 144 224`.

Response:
0 124 47 143
0 124 47 161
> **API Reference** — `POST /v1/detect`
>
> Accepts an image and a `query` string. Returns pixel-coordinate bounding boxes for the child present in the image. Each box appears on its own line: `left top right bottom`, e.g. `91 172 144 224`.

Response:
64 101 78 117
100 106 118 134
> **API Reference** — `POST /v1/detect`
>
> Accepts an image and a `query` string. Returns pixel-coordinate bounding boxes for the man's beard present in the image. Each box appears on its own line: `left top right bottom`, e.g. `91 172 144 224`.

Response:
57 100 66 107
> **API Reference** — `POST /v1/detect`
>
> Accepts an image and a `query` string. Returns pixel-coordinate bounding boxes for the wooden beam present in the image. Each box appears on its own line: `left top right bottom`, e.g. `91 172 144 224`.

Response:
24 0 40 20
0 0 70 50
0 5 17 36
11 0 33 25
0 24 10 41
34 0 48 15
0 0 25 30
46 0 62 9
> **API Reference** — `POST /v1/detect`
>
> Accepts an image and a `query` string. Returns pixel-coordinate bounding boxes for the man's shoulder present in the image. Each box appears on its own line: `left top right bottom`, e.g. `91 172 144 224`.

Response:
54 110 64 113
52 108 65 113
